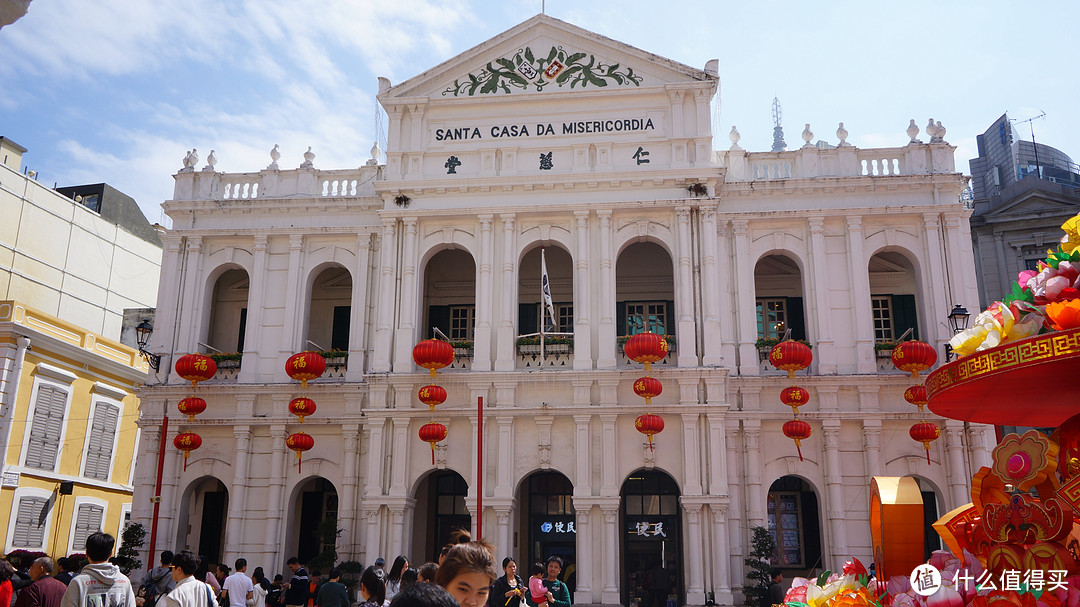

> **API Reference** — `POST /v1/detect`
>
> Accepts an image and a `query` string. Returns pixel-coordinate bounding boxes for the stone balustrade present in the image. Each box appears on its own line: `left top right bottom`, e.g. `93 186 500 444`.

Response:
722 141 956 182
173 165 382 201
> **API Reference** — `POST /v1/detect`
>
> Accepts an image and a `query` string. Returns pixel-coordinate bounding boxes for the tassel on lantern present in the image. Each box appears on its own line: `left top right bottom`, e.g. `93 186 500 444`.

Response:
782 419 812 462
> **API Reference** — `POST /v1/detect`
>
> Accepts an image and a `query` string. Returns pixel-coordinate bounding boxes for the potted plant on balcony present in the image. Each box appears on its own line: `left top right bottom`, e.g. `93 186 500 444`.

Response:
450 340 473 356
209 351 243 369
516 335 574 354
874 341 897 358
319 349 349 368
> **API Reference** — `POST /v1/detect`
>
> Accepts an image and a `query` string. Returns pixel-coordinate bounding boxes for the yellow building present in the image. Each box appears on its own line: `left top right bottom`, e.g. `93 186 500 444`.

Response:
0 300 148 557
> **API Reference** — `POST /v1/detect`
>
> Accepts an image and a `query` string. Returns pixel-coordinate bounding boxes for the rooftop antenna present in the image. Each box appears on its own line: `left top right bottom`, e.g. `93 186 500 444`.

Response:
542 0 546 13
771 97 787 152
1009 111 1046 179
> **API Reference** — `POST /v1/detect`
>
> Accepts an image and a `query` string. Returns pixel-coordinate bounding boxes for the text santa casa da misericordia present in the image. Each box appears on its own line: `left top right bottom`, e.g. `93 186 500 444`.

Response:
435 118 656 141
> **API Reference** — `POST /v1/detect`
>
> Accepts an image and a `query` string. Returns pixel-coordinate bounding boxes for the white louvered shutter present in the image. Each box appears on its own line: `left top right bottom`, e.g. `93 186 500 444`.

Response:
72 503 104 551
12 496 48 548
25 385 67 470
83 403 119 481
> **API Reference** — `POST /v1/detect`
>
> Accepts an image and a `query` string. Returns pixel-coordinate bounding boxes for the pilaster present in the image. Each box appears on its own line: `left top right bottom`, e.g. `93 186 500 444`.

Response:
573 211 593 370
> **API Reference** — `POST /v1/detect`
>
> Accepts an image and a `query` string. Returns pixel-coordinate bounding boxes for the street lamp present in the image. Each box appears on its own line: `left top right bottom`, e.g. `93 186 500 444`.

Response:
135 320 162 371
944 304 970 361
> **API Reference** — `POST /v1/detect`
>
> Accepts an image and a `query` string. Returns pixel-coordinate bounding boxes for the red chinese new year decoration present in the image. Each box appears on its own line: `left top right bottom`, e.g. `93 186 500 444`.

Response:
413 339 455 378
174 354 217 388
633 376 663 405
285 352 326 388
903 385 927 410
285 432 315 473
769 340 813 379
418 385 447 409
623 332 669 371
288 397 316 423
635 413 665 446
177 397 206 422
783 419 812 461
909 422 940 464
418 422 448 464
779 386 809 413
173 431 202 471
891 340 937 378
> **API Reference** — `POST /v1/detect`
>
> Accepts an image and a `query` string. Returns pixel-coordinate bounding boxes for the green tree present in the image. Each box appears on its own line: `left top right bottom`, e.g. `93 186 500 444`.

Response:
742 525 776 607
116 522 147 574
308 516 342 572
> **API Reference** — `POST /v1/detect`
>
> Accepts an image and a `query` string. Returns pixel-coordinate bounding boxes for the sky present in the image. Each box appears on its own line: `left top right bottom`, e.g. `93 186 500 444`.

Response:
1 0 1077 225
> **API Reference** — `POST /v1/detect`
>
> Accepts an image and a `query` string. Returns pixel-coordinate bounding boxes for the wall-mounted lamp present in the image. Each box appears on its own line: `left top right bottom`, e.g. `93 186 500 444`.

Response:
943 304 970 361
135 320 162 371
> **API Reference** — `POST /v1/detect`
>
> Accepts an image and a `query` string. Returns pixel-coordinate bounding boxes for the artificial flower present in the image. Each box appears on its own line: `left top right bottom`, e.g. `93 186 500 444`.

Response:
949 302 1015 357
1061 214 1080 254
1049 574 1080 607
842 558 868 578
1046 298 1080 331
805 574 860 607
1025 260 1080 303
785 577 810 603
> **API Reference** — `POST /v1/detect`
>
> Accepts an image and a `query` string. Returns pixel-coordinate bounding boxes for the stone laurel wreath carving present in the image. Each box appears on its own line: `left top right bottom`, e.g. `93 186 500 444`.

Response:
443 46 643 96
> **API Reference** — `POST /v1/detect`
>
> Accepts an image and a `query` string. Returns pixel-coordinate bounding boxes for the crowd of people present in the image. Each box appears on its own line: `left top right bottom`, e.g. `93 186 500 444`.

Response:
0 531 573 607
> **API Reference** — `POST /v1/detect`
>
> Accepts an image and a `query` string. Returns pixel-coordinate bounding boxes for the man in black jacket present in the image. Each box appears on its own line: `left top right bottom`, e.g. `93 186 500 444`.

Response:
282 559 309 607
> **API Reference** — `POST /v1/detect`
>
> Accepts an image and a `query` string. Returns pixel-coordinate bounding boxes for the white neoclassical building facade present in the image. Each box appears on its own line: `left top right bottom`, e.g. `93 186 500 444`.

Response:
132 15 992 607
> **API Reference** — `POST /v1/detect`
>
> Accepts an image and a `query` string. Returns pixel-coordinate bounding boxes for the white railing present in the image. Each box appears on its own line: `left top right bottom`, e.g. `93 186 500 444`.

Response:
173 166 381 201
220 173 261 199
722 142 955 181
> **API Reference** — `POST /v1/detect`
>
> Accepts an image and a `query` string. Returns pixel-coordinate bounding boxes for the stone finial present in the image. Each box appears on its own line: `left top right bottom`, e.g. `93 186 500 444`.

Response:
181 149 193 171
836 122 850 147
203 150 217 172
300 146 315 169
801 123 814 148
189 148 199 169
267 144 281 170
729 126 742 150
907 119 921 143
933 120 946 144
367 141 382 166
926 118 937 141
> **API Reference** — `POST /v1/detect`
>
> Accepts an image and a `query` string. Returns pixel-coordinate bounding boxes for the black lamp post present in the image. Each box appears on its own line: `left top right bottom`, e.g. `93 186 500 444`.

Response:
944 304 970 361
135 320 162 371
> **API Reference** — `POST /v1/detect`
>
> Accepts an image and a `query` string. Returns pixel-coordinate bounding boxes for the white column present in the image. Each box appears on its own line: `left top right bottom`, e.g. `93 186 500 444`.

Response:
724 422 745 602
943 213 975 309
807 216 836 373
732 221 758 374
393 218 419 371
573 211 593 370
675 206 696 366
362 506 381 568
263 424 288 567
390 507 406 557
710 504 734 607
389 418 409 497
715 221 738 370
944 420 969 509
573 508 592 602
600 414 619 494
705 412 729 497
597 211 617 368
495 416 514 496
224 424 252 563
822 420 849 560
699 208 723 365
923 213 949 351
339 424 361 558
472 215 494 371
150 236 183 381
682 503 705 603
346 234 372 380
601 507 620 602
279 234 305 369
178 236 204 355
372 220 397 372
365 418 386 498
966 424 992 471
573 415 592 496
239 234 268 382
681 412 703 495
846 216 875 373
862 419 882 479
993 232 1010 301
742 416 764 526
495 214 517 371
157 432 182 555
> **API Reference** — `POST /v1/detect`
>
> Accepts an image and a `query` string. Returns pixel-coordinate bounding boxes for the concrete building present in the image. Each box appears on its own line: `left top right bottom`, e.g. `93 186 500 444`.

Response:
0 137 162 556
132 16 990 606
968 113 1080 307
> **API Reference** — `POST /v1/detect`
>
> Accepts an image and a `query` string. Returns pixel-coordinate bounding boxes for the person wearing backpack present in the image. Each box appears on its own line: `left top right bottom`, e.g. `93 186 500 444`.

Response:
141 552 177 607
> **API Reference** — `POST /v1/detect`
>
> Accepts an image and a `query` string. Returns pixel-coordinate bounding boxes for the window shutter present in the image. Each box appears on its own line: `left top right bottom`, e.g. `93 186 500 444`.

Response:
518 303 538 336
616 301 626 336
892 294 919 340
665 300 675 337
786 297 806 341
331 306 351 351
25 385 67 470
83 403 119 481
72 503 104 551
237 308 248 352
12 496 48 548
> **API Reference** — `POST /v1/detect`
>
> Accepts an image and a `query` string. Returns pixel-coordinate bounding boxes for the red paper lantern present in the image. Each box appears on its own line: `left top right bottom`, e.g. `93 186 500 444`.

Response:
177 397 207 422
285 352 326 388
769 341 813 379
173 431 202 471
285 432 315 473
413 339 455 378
418 422 448 464
418 385 447 409
780 386 810 412
635 413 665 446
288 397 317 423
624 332 670 371
174 354 217 388
910 422 941 465
633 376 663 405
904 385 928 411
892 340 937 378
783 419 812 461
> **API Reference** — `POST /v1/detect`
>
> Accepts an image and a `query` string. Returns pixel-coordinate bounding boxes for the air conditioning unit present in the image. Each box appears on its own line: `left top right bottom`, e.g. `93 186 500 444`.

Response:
1047 176 1058 183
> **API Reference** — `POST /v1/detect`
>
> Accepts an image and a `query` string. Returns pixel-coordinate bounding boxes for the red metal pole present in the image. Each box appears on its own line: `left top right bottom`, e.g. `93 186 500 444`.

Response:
147 411 168 563
476 396 483 540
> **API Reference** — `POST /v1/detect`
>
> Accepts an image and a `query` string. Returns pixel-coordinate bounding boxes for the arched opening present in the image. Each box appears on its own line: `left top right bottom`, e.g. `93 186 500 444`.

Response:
868 251 921 344
754 254 806 345
411 470 470 563
616 242 675 363
286 477 338 569
767 476 822 577
515 471 575 592
206 268 250 354
620 469 681 607
175 476 229 564
306 265 353 353
518 246 574 334
912 476 943 560
423 250 477 352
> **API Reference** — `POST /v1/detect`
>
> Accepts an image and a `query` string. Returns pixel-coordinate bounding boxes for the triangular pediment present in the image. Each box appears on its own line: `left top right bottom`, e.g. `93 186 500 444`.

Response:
380 14 714 101
985 191 1080 219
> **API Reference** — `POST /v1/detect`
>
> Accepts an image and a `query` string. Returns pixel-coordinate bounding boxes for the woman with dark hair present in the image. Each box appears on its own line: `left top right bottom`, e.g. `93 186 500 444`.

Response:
383 556 408 605
250 567 269 607
488 558 524 607
356 567 385 607
434 542 496 607
0 560 16 607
